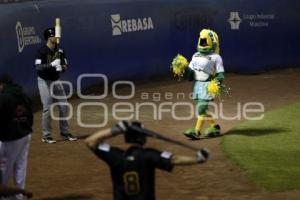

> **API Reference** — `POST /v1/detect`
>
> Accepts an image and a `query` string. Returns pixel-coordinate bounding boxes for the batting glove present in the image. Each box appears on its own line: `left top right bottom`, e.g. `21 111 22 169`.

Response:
196 148 210 163
55 65 62 72
50 59 61 67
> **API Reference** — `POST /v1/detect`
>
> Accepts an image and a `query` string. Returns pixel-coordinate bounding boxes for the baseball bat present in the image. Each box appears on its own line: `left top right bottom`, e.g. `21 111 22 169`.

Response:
130 125 201 151
55 18 61 44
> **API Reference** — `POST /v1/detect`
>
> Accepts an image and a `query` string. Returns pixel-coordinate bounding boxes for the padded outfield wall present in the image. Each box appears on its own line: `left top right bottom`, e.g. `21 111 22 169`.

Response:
0 0 300 94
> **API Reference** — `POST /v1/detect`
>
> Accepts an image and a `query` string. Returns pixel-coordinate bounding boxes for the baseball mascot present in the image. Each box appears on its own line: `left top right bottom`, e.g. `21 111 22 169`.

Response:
171 29 225 140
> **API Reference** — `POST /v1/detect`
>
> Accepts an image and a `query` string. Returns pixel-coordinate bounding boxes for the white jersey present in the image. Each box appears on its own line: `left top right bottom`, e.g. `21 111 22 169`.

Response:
188 52 224 81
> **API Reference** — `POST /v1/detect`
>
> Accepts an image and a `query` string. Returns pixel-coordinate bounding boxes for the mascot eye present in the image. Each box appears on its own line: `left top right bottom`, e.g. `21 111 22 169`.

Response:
200 38 208 46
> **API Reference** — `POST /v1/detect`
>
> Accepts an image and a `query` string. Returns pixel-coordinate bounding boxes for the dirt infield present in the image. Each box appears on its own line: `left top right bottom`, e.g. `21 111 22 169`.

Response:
27 68 300 200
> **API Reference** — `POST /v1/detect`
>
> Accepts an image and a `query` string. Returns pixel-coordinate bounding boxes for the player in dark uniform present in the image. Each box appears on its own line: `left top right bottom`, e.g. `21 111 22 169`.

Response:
0 74 33 200
35 28 77 144
85 121 209 200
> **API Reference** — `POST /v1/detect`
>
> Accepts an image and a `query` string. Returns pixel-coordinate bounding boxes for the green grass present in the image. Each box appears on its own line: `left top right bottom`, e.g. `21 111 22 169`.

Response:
221 102 300 192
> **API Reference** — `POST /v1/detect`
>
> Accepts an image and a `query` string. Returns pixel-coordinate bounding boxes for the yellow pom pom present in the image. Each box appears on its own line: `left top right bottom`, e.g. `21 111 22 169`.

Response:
208 79 221 97
171 54 189 78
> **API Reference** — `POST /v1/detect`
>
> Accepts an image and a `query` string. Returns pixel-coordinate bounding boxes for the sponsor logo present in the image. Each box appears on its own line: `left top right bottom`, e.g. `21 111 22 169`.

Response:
16 21 42 53
111 14 154 36
228 12 242 30
228 12 275 30
175 12 208 31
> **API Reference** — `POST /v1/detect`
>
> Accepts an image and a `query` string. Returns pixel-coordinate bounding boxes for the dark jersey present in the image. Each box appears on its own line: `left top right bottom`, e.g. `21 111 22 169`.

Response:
94 144 174 200
0 84 33 141
35 45 67 81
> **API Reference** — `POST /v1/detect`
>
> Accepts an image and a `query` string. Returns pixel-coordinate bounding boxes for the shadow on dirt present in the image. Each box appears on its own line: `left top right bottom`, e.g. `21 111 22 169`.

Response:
225 128 290 137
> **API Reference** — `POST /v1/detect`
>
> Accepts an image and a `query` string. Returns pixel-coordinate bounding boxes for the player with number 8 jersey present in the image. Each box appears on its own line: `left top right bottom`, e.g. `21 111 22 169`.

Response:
85 121 209 200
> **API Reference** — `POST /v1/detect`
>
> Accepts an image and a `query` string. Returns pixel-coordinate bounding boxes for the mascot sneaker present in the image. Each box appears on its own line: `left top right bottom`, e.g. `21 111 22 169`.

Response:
183 128 201 140
204 125 221 137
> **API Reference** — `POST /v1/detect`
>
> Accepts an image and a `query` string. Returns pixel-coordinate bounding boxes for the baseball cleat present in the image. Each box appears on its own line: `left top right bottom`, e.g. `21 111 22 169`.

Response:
61 133 78 141
41 137 56 144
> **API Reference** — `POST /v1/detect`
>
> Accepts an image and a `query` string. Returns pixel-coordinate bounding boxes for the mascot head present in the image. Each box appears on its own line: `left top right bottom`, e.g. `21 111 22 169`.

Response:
197 29 220 55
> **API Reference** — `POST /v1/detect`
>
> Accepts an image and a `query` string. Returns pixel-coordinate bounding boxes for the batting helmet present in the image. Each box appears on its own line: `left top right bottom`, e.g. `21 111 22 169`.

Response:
43 27 55 40
125 121 147 146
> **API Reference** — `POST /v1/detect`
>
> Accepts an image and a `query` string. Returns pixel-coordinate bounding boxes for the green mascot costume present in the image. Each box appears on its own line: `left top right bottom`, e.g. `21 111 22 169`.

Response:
171 29 225 140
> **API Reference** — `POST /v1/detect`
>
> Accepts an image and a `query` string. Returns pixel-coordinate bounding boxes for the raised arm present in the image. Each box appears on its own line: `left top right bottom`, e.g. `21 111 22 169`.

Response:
85 122 129 150
171 149 209 166
85 128 116 150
